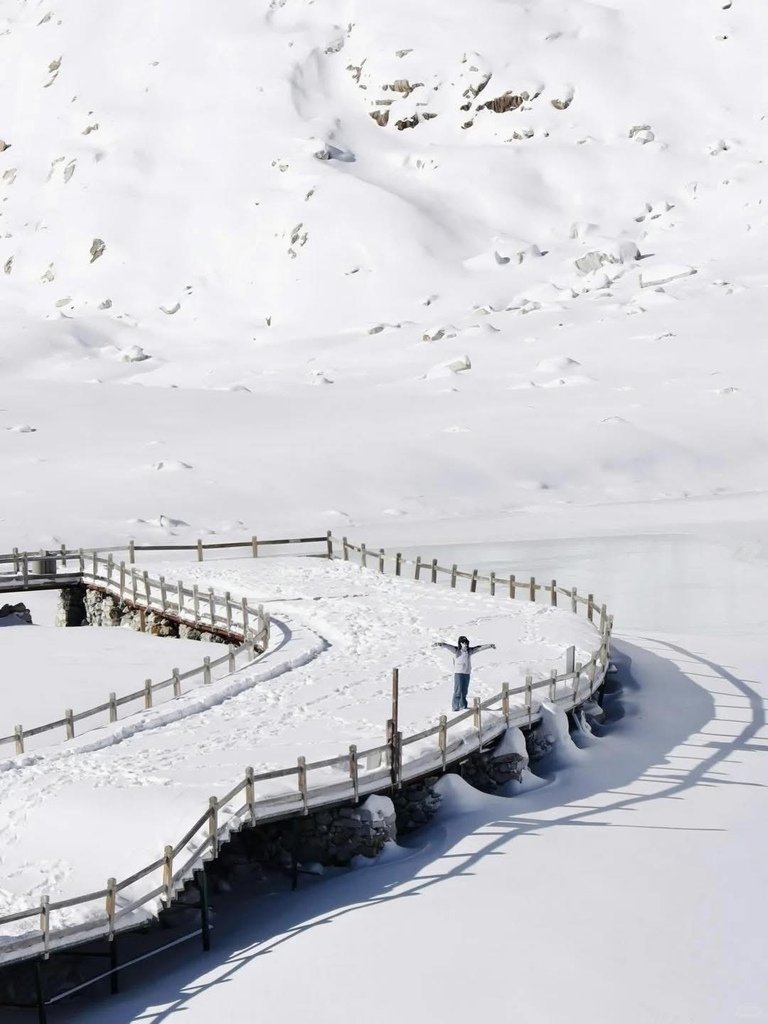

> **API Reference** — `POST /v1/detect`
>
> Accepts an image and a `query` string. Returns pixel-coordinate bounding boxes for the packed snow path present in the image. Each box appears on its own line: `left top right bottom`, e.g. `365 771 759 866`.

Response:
0 555 599 956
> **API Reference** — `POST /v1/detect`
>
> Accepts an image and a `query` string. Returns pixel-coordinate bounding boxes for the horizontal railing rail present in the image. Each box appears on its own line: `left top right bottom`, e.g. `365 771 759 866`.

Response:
0 533 333 578
0 532 612 965
0 555 271 754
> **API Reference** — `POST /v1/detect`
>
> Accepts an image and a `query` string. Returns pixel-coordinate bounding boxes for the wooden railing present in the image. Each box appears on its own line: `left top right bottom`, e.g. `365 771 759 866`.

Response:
0 533 612 964
0 554 271 755
0 533 332 584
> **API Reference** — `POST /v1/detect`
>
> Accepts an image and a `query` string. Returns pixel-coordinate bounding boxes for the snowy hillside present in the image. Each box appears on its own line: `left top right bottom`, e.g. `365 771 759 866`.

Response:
1 3 767 1019
0 0 766 547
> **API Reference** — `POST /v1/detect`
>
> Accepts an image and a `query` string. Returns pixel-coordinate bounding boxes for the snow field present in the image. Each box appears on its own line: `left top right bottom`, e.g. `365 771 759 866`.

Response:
0 625 227 752
0 0 765 1014
17 623 766 1024
0 0 765 551
0 554 599 956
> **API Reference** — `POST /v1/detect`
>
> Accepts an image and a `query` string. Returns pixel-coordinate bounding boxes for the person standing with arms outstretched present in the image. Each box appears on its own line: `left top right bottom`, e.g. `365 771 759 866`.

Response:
433 635 496 712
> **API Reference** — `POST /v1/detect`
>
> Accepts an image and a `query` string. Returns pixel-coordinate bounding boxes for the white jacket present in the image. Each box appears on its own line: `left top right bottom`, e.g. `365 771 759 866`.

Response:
436 642 494 675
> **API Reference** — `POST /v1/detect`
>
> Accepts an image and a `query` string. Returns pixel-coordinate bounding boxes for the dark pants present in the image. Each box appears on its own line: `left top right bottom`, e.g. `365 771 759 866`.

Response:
452 673 470 711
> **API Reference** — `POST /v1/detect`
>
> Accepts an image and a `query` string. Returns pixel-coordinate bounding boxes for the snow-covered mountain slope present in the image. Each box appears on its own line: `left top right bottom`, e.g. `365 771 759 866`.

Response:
0 0 765 546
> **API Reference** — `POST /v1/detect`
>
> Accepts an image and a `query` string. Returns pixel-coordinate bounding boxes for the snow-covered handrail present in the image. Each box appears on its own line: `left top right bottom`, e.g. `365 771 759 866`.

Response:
0 554 271 754
0 533 612 964
0 532 332 577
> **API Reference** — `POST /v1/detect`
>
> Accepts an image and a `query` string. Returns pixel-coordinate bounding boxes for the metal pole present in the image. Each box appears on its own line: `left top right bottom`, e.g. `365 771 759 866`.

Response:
110 935 119 995
195 869 211 952
34 958 47 1024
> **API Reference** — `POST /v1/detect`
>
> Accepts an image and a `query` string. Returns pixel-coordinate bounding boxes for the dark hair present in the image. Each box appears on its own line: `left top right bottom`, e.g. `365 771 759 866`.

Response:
458 635 469 648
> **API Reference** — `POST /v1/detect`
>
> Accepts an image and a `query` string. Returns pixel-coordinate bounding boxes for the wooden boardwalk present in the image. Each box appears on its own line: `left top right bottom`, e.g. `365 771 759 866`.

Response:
0 573 82 594
0 536 613 981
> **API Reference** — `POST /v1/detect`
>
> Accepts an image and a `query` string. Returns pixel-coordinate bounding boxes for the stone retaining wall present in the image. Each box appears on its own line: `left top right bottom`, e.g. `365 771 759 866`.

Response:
56 584 228 643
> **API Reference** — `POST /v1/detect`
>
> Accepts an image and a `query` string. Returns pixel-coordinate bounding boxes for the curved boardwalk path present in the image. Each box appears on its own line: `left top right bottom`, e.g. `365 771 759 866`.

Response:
0 536 611 966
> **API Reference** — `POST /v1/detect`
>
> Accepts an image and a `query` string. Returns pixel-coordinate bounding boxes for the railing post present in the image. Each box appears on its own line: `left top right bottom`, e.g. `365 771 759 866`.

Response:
143 571 151 606
197 539 204 562
40 895 50 958
490 571 496 596
529 576 536 601
573 662 582 706
119 561 126 598
60 542 67 569
245 766 256 825
297 756 308 813
193 585 199 620
326 530 333 559
395 553 402 576
128 539 135 565
106 877 117 941
361 543 367 568
208 797 219 857
208 588 216 625
107 554 114 586
225 591 232 632
131 568 138 604
526 674 533 727
91 551 97 579
571 587 578 614
109 692 117 723
510 573 516 599
159 577 168 612
22 552 28 588
414 556 421 580
451 564 457 588
470 569 478 593
78 548 84 575
342 536 349 561
566 645 575 676
587 594 594 622
172 668 181 698
588 660 596 694
502 682 510 725
228 646 236 673
549 669 557 701
12 546 19 572
349 745 359 803
391 667 400 742
379 549 385 573
144 680 153 709
551 579 557 606
438 714 448 769
431 558 438 583
600 604 607 632
15 724 24 754
473 697 482 742
65 709 74 740
203 657 211 685
241 598 249 634
177 581 184 613
251 535 258 558
162 846 173 905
